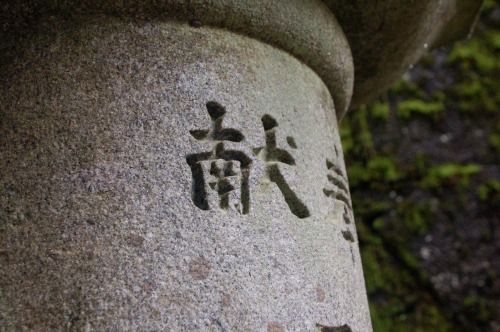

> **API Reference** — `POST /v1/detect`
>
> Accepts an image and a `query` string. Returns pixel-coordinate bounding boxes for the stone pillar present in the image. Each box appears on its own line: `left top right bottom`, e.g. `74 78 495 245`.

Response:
0 0 484 330
0 2 369 330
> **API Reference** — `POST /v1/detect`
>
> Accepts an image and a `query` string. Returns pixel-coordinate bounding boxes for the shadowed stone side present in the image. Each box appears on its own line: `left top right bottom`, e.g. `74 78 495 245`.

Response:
323 0 484 108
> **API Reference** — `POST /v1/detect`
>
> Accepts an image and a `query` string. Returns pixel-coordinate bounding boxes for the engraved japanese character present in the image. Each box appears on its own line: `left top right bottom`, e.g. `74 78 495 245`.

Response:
186 101 252 214
253 114 310 219
323 158 356 242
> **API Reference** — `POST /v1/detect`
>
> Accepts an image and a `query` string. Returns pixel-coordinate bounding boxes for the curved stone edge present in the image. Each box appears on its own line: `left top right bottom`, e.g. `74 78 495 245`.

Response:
431 0 484 48
323 0 484 109
0 0 354 119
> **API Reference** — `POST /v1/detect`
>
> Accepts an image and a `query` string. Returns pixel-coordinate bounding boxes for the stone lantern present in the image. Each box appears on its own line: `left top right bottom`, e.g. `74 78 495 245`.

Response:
0 1 482 330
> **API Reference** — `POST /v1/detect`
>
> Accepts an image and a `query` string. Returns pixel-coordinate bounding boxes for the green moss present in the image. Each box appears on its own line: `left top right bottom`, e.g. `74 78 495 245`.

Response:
355 105 375 153
399 248 419 269
452 76 498 113
346 162 370 187
488 123 500 151
477 179 500 205
448 37 499 73
371 102 391 120
421 163 482 189
432 91 446 103
359 219 453 332
397 201 435 235
340 105 376 158
485 30 500 50
391 80 424 99
367 157 401 182
372 217 385 231
397 100 444 119
345 157 401 187
483 0 498 11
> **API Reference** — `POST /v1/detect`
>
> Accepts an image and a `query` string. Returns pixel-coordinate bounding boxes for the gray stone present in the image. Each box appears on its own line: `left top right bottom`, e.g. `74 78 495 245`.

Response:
0 0 353 118
0 0 483 115
323 0 484 108
0 17 369 330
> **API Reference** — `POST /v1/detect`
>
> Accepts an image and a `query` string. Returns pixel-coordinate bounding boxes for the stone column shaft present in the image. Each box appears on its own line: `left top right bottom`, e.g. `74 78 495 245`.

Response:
1 2 370 331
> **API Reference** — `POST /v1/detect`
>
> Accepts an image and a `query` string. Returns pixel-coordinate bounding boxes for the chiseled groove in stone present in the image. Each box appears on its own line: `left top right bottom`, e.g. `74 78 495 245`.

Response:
0 0 354 119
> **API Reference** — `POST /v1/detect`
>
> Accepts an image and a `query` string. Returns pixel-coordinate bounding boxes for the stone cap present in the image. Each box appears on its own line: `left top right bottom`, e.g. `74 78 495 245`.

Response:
0 0 483 118
324 0 484 109
0 0 353 118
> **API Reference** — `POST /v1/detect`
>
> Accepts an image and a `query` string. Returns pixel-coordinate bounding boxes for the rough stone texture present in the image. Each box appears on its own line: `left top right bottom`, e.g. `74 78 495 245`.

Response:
323 0 484 108
0 0 353 118
0 19 370 330
1 0 483 115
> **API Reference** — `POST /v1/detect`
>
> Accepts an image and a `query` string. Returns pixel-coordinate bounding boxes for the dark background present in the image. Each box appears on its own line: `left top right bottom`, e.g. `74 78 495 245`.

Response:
342 0 500 330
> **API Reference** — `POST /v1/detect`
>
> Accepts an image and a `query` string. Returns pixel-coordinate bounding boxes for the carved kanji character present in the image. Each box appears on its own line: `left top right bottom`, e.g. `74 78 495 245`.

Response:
186 101 252 214
323 158 356 243
254 114 310 219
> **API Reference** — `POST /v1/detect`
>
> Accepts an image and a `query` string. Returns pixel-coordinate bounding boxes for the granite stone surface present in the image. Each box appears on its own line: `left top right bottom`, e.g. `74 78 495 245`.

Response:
0 19 370 330
1 0 482 114
0 0 353 118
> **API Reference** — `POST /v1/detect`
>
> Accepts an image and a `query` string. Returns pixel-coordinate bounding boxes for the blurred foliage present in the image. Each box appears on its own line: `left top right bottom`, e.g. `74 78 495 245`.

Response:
341 0 500 330
397 100 445 119
477 179 500 204
420 163 482 189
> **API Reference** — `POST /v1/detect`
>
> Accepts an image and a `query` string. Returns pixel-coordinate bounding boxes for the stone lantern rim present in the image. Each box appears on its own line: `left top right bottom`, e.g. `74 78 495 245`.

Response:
0 0 354 119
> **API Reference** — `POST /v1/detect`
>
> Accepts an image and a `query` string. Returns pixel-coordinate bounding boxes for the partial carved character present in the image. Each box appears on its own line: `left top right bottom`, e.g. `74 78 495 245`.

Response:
254 114 310 219
186 102 252 214
324 158 356 244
